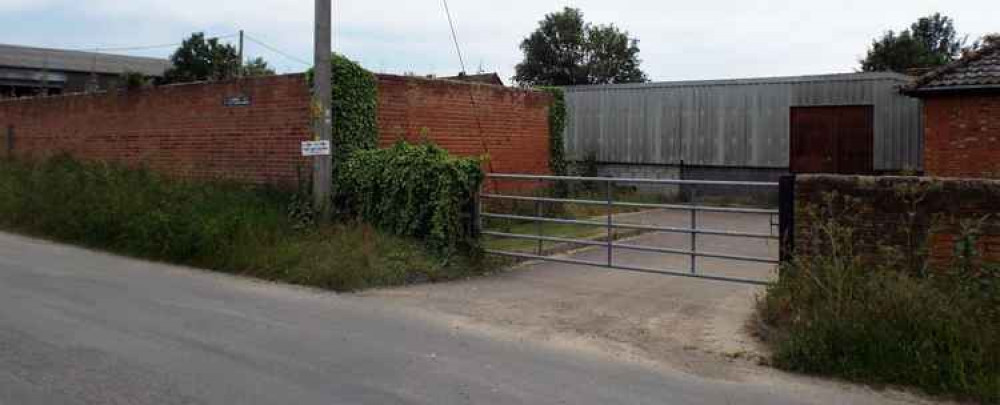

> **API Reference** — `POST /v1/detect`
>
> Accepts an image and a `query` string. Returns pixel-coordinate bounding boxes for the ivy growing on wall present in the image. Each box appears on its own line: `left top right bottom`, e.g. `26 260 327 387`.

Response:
540 87 567 176
308 54 378 163
308 57 485 252
335 142 484 252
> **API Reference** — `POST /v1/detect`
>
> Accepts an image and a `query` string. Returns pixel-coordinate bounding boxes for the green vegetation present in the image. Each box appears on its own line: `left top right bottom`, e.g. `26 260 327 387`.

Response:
306 53 379 164
0 156 490 291
161 32 274 84
329 54 379 162
484 221 608 254
336 141 484 252
757 194 999 403
540 87 567 177
514 7 647 86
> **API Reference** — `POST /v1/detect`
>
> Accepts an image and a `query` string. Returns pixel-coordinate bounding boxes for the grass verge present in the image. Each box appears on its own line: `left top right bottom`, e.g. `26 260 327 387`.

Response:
0 156 492 291
481 187 669 253
756 201 999 403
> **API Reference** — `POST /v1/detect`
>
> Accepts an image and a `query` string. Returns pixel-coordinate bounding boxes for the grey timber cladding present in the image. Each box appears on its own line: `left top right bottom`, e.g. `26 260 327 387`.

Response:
563 72 922 171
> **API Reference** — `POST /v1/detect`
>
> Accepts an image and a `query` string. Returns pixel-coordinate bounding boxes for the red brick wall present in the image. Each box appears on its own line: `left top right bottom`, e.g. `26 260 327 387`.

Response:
375 74 552 182
0 73 552 191
923 93 1000 178
0 74 313 188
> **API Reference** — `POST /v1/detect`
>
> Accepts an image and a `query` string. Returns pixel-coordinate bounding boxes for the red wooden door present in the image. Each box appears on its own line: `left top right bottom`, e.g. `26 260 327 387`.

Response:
790 106 874 174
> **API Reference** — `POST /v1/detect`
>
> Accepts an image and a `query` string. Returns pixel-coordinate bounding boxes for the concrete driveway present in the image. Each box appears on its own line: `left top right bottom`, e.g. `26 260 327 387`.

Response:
0 230 942 404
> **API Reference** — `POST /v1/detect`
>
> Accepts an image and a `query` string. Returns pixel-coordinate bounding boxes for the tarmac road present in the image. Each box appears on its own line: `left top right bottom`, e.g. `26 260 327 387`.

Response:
0 231 937 405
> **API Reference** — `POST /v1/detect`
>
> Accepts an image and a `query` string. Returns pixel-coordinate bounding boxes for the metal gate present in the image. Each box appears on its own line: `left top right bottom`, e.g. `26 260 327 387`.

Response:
479 173 780 285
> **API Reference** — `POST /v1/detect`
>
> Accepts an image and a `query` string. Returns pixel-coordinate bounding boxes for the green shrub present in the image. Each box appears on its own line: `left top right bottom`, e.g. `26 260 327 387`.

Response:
0 156 488 291
335 141 484 252
306 55 485 253
758 196 1000 403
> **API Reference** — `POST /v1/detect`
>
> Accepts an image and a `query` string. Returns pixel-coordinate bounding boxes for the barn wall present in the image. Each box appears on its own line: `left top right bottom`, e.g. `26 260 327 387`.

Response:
563 73 922 172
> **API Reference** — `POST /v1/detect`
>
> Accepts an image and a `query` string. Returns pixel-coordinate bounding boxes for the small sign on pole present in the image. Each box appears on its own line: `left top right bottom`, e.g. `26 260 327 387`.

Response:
301 140 331 157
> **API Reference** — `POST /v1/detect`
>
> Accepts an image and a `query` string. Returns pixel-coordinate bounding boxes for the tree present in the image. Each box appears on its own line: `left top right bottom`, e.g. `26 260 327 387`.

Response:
162 33 241 83
119 71 151 91
966 33 1000 54
909 13 963 65
860 13 964 73
514 7 647 86
242 57 275 77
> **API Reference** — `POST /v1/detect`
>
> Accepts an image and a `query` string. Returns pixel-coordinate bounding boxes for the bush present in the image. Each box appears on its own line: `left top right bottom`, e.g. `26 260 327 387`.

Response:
0 156 488 291
758 195 1000 403
335 141 484 252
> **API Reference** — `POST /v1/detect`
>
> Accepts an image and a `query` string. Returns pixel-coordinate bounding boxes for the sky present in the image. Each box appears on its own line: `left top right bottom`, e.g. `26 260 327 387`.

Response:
2 0 996 83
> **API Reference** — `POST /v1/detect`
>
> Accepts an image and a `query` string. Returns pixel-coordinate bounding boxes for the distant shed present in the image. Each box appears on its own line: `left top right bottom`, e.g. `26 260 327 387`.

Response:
563 72 922 181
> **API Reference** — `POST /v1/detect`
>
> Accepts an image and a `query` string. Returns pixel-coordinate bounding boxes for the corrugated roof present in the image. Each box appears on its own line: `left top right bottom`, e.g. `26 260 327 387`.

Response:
905 44 1000 93
0 43 171 76
564 72 913 93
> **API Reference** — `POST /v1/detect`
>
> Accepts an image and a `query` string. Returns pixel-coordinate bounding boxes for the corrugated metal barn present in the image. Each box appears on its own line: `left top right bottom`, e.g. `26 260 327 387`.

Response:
563 72 922 183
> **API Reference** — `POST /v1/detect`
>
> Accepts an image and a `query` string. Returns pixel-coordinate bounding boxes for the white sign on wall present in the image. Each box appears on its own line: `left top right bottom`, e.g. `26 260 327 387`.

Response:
301 140 331 156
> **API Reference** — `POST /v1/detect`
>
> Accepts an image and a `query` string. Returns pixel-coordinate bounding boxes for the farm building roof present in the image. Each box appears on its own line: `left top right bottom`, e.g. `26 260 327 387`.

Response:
563 72 912 92
0 43 171 76
905 44 1000 94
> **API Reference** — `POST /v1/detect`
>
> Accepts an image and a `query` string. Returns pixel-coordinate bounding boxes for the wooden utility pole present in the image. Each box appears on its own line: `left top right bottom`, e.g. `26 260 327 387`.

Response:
237 30 244 77
312 0 333 216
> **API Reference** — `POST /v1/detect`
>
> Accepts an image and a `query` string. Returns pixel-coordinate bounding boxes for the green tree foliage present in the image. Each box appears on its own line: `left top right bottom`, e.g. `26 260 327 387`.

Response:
162 33 241 83
861 13 964 73
514 7 647 86
118 70 150 91
242 57 276 77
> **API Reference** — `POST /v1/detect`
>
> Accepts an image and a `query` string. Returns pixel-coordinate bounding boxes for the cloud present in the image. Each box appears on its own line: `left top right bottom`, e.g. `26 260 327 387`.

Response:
3 0 997 80
0 0 55 12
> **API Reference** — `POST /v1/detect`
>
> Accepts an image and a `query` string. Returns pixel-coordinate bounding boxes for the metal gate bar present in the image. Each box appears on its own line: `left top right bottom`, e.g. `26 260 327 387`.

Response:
485 250 772 286
482 231 776 263
481 173 779 285
482 213 776 239
482 194 777 214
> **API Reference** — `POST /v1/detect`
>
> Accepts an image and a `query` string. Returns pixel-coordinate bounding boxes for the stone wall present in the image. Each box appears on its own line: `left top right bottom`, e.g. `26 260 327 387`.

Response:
792 174 1000 265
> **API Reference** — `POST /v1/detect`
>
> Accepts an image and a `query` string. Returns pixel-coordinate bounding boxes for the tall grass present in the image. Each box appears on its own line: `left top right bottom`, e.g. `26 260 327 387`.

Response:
0 156 489 291
757 194 1000 403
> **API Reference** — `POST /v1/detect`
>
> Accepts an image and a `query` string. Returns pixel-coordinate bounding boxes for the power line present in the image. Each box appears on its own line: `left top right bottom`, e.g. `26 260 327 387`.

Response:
243 34 312 66
71 33 239 53
441 0 467 74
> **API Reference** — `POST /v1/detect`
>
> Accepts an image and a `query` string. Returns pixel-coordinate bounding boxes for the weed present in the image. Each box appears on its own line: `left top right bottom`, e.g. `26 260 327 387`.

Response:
0 156 492 292
758 192 1000 403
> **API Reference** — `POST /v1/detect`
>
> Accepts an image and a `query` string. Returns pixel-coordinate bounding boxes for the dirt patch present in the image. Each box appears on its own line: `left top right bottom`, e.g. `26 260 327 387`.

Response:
363 258 765 379
360 211 953 404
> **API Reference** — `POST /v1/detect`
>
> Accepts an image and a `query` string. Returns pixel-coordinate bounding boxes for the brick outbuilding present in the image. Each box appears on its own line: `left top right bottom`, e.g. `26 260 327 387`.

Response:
904 44 1000 178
